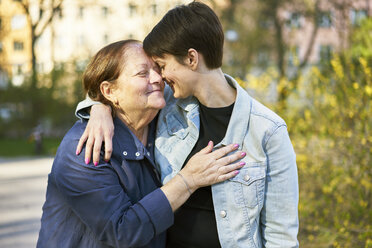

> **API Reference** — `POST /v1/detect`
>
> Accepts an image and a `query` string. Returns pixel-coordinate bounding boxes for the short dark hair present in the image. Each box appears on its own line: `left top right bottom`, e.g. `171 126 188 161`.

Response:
143 1 224 69
83 39 141 109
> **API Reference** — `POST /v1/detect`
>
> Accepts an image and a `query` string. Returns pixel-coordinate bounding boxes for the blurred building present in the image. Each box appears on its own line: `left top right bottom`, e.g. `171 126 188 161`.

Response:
281 0 371 65
0 0 188 86
0 0 32 86
0 0 370 86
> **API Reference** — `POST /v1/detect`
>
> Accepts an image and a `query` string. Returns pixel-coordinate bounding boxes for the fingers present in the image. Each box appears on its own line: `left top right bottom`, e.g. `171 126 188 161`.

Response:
104 133 113 162
92 135 103 166
197 141 214 155
216 150 246 166
76 130 88 155
217 170 240 182
218 161 245 175
84 134 94 165
210 143 240 160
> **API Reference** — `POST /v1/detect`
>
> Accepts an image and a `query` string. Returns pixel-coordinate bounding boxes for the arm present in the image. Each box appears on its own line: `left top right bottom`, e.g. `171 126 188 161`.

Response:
56 140 244 247
260 125 299 247
75 95 101 120
55 151 172 248
75 96 114 165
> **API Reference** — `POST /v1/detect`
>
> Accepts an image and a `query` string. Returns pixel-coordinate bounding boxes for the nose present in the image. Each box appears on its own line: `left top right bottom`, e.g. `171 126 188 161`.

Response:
150 69 163 84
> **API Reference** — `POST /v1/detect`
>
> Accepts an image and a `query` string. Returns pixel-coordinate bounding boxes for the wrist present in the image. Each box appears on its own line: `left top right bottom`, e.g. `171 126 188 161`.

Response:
178 171 197 193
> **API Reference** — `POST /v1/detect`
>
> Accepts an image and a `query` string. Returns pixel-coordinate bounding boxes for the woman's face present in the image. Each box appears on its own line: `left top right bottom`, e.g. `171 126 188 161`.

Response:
112 44 165 115
153 54 196 99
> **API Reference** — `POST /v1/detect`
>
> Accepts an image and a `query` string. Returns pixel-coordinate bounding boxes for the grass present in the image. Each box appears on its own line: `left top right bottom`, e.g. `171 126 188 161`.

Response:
0 137 62 157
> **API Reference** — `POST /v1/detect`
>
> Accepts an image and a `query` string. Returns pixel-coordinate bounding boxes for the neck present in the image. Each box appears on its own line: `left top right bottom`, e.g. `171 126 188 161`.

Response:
116 109 158 145
193 68 236 108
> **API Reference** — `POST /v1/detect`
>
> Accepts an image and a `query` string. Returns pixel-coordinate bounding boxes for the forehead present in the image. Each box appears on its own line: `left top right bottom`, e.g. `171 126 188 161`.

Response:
123 45 154 70
152 54 178 64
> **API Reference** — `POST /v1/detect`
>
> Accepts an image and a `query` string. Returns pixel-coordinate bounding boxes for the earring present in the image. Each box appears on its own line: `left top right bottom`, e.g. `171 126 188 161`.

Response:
113 99 119 108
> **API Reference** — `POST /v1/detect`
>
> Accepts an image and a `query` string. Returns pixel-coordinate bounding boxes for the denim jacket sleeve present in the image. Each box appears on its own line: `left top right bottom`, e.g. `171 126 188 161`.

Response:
75 95 101 120
52 145 173 247
260 125 299 247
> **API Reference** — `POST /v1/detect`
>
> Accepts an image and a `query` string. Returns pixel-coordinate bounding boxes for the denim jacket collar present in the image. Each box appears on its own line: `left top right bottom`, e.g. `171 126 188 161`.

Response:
176 95 199 112
216 74 252 148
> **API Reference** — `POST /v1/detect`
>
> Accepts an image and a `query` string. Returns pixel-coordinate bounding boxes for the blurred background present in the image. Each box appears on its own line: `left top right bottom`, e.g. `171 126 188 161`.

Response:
0 0 371 247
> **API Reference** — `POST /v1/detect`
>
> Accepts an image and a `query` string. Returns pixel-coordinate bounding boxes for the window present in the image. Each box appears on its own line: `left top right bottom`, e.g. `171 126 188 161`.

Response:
15 64 22 75
103 34 108 44
78 35 85 46
317 11 332 28
129 4 137 17
151 4 157 15
286 12 302 29
102 7 108 18
37 63 44 73
13 41 24 51
11 14 27 30
56 6 63 19
319 45 332 62
78 6 84 19
350 9 367 26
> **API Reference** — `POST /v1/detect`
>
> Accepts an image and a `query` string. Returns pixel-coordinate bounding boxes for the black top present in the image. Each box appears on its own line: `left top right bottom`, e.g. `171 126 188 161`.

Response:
167 102 234 248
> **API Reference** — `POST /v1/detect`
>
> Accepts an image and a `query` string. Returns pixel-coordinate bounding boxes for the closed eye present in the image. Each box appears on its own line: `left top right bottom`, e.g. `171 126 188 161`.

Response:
136 70 149 77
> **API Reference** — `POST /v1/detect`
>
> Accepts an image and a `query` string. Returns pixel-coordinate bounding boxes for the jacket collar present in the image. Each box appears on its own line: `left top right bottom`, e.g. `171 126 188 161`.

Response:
176 95 199 112
216 74 252 148
112 117 156 161
169 74 252 148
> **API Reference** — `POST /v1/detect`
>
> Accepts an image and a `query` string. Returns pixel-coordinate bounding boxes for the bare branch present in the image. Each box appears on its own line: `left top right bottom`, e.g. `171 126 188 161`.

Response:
34 0 64 39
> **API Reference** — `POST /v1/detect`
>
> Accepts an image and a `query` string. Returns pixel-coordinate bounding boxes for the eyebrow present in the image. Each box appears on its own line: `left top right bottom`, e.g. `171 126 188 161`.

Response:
136 63 149 68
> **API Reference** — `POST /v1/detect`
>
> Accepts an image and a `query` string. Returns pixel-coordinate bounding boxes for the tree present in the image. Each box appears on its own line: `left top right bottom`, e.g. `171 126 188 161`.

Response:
15 0 64 125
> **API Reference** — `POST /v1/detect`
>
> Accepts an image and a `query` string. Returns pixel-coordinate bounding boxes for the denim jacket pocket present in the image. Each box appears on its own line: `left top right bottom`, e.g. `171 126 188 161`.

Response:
229 163 266 208
165 113 188 139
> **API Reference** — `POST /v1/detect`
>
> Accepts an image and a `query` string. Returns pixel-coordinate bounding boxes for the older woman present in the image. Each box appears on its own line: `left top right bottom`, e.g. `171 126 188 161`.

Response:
36 40 245 248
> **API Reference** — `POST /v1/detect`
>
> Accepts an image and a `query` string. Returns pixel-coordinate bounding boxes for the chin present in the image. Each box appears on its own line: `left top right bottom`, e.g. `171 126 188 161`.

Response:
152 99 166 109
173 91 188 99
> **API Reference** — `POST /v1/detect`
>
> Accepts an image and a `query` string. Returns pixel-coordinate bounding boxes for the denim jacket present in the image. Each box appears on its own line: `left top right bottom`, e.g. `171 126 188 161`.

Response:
76 74 299 248
154 74 299 248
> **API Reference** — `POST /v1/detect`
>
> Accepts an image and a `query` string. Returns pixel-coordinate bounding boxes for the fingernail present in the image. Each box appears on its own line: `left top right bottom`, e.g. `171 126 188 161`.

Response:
233 144 239 148
208 141 213 146
241 152 246 157
235 170 239 175
75 149 79 155
94 161 98 166
85 158 89 164
104 159 110 163
239 161 246 166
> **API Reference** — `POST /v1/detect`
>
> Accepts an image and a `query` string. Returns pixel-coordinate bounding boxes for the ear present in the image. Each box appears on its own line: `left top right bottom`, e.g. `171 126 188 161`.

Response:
100 81 117 104
186 48 199 71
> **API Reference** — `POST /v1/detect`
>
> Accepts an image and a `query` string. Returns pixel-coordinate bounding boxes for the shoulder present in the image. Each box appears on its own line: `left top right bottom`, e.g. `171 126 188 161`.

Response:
57 120 87 157
51 120 95 179
250 98 286 128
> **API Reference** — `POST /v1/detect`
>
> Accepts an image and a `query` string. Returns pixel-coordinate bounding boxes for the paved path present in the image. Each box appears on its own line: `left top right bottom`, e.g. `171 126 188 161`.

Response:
0 157 53 248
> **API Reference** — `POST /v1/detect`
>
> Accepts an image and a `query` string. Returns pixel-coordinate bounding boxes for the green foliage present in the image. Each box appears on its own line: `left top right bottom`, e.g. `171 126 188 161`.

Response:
0 62 84 139
0 138 61 157
350 18 372 62
239 26 371 246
